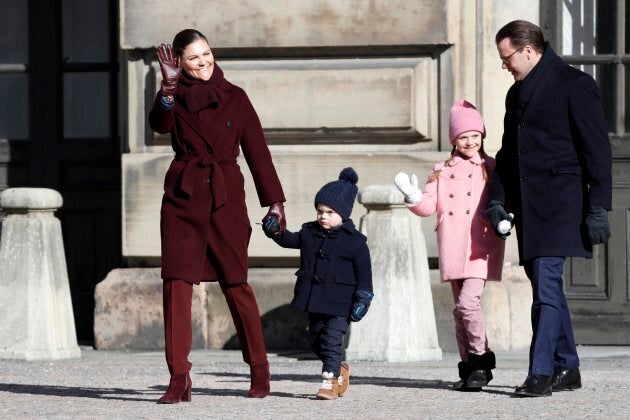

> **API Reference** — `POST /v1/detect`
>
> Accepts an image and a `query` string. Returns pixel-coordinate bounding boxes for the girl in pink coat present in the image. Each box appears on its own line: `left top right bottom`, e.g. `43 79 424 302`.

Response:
394 99 511 391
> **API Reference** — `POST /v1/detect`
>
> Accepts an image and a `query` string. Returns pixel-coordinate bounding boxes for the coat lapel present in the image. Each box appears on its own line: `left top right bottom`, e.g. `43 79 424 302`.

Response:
518 43 559 121
174 80 233 152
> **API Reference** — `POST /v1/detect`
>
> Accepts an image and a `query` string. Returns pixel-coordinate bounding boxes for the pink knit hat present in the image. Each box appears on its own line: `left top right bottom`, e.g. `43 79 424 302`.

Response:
449 99 486 143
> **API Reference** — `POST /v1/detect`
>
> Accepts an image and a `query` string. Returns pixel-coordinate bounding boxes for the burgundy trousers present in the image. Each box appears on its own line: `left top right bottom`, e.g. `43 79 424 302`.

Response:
163 280 267 375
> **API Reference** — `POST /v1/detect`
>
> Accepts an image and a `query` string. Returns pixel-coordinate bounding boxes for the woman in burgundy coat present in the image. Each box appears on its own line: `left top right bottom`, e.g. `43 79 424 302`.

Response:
148 29 286 403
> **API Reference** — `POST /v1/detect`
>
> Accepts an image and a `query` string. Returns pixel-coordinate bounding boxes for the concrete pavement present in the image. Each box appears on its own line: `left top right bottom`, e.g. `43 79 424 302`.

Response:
1 346 629 419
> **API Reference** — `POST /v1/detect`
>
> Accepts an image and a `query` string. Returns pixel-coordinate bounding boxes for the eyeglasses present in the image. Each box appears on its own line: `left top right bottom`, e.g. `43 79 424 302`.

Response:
500 47 523 64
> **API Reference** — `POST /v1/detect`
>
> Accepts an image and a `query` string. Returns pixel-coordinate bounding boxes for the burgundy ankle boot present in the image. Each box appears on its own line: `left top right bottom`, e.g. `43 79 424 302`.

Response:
248 360 270 398
157 373 192 404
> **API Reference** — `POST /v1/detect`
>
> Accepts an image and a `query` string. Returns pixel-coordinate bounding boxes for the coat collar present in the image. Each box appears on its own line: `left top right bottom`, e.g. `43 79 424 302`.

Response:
516 42 558 108
448 152 484 166
177 63 225 113
307 219 356 236
173 66 233 152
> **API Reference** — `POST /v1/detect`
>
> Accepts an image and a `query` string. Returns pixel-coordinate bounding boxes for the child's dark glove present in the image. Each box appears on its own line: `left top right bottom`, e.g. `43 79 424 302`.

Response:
261 202 286 237
350 289 374 322
261 215 280 237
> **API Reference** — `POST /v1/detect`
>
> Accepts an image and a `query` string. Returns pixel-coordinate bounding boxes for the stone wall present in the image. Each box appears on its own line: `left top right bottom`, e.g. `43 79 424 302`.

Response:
94 266 531 353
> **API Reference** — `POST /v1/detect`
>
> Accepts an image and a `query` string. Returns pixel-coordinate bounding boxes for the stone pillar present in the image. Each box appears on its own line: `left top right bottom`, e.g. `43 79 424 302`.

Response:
0 188 81 360
345 185 442 361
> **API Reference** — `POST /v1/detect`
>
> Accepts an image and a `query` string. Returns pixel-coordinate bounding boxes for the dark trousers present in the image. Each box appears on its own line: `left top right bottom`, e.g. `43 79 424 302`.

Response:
309 313 349 376
163 280 267 375
524 257 579 377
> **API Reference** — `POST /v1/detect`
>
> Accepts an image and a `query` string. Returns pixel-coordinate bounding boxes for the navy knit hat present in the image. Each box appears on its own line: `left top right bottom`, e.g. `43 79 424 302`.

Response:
314 167 359 220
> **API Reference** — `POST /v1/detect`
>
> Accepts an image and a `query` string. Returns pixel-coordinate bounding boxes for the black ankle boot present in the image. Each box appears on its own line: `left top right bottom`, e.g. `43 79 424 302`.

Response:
453 361 473 391
465 351 496 388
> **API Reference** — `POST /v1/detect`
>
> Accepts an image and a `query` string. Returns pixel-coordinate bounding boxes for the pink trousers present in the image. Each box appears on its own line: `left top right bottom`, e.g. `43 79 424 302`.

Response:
450 278 489 361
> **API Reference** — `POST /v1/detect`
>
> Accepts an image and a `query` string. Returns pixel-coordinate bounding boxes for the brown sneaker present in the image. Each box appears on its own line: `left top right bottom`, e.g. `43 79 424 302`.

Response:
315 372 339 400
338 362 350 396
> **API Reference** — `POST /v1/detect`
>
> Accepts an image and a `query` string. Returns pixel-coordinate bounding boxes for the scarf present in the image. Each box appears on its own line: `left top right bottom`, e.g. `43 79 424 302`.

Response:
176 63 225 113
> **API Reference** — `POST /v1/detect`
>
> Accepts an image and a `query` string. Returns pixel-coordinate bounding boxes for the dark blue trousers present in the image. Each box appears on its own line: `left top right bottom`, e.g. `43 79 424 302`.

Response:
524 257 579 376
309 313 349 376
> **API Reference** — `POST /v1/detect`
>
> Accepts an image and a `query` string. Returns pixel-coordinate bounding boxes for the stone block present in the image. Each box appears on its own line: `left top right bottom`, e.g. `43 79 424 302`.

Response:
93 268 208 350
206 268 310 351
0 188 80 360
121 0 449 49
346 185 442 361
122 152 444 260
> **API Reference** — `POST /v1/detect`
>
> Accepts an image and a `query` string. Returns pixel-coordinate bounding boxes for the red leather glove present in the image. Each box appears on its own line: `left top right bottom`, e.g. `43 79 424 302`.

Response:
156 43 181 96
262 202 286 233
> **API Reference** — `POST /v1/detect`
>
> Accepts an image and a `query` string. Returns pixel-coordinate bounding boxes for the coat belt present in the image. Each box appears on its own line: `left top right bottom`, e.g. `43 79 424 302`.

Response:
175 154 236 211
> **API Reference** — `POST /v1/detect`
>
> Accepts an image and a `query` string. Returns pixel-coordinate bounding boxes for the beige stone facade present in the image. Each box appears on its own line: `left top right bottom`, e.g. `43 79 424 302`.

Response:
120 0 539 264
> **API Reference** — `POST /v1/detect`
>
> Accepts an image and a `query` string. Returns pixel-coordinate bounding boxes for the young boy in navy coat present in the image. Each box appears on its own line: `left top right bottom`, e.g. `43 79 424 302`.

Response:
262 167 373 400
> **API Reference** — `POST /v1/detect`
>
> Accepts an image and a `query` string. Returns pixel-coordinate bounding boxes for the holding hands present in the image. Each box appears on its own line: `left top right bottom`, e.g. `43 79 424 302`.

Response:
486 200 514 240
394 172 422 204
261 202 286 236
156 43 182 96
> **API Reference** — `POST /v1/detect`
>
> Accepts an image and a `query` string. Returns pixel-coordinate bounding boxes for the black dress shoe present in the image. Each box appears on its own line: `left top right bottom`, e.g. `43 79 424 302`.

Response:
552 367 581 391
514 375 552 397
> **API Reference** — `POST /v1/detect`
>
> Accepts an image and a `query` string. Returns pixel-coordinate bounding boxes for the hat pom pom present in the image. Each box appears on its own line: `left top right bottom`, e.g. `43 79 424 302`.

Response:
339 167 358 184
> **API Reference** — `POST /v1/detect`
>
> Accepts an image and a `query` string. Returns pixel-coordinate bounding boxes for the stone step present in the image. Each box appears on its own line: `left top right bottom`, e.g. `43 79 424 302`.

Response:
94 266 531 353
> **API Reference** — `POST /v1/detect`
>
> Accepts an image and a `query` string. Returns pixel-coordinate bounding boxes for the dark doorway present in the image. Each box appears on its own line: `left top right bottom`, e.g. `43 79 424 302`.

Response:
0 0 121 342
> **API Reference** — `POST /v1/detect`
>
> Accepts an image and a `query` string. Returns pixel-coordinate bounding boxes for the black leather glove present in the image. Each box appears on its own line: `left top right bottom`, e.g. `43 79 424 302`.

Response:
585 206 610 245
486 200 512 240
350 290 374 322
262 202 286 234
156 43 182 96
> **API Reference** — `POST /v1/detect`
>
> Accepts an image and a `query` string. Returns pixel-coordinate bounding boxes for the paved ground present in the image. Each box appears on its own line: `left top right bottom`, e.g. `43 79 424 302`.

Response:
1 346 629 419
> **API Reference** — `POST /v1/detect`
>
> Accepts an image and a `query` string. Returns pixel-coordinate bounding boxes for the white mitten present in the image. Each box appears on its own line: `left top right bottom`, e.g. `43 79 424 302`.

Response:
394 172 422 204
497 213 515 235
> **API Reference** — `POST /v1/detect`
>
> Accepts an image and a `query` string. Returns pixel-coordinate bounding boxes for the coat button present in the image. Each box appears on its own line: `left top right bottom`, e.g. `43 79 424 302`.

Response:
448 211 453 216
450 174 455 179
468 174 473 178
466 210 470 214
467 191 471 196
520 176 528 182
519 122 526 128
449 193 454 198
207 177 211 183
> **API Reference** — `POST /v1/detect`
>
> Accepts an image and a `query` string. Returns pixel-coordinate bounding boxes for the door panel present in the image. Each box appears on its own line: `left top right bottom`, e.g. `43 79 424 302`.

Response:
566 153 630 344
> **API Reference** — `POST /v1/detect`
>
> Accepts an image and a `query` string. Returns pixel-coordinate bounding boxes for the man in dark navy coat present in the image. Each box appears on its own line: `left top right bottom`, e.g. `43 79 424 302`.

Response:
487 20 612 397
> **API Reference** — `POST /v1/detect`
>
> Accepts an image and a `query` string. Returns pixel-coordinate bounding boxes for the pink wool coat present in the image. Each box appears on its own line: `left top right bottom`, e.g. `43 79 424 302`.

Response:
406 153 505 282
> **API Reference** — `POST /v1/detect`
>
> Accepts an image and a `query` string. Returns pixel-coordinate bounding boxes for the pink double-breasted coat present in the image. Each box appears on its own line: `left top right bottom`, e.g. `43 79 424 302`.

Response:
407 153 505 282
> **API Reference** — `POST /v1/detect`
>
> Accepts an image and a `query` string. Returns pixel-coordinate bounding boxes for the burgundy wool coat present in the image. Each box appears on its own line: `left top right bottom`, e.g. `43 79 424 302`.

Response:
149 69 285 285
406 153 505 282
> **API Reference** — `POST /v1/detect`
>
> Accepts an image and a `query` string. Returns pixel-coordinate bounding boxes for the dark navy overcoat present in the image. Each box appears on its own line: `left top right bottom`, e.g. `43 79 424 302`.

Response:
271 220 372 317
490 43 612 263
